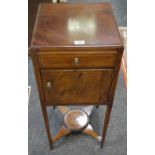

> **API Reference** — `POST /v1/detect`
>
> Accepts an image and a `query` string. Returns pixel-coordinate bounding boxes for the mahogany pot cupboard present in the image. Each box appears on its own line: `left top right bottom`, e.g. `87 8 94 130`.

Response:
30 3 124 149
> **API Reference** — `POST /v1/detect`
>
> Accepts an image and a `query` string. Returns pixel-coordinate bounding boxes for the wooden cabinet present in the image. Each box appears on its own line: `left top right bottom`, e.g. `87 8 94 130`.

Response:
30 3 124 149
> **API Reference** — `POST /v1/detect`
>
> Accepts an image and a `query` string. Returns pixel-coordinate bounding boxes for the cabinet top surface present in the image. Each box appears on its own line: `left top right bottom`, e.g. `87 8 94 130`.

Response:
30 3 123 48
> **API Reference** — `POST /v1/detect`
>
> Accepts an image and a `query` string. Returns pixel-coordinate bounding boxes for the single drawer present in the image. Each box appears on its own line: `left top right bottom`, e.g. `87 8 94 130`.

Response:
41 69 114 105
37 51 117 68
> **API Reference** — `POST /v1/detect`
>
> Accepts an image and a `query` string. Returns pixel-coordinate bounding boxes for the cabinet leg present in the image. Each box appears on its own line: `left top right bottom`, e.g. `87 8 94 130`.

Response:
41 105 53 149
83 124 102 142
52 126 71 142
96 105 99 108
101 105 112 148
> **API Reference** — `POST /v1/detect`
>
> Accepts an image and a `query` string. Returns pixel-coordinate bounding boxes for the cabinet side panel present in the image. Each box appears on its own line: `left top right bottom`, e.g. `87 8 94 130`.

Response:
30 50 46 105
108 49 124 103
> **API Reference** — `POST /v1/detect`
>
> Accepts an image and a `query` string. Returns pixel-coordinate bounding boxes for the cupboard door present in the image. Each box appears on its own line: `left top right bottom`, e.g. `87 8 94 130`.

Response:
41 69 113 105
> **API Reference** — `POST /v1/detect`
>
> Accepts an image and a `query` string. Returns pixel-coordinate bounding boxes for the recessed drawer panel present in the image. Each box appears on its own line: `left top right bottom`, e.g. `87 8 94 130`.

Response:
41 69 114 105
38 52 117 68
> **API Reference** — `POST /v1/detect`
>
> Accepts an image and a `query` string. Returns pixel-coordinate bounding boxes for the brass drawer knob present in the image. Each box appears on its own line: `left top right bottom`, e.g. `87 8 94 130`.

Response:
46 81 52 90
74 57 80 65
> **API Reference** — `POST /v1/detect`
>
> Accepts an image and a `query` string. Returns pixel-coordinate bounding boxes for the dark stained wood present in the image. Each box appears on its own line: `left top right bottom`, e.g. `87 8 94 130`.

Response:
31 3 123 48
31 50 53 149
38 51 117 68
52 106 99 142
64 110 89 131
108 49 123 102
30 3 124 149
41 69 113 105
28 0 51 47
96 105 99 108
101 104 112 148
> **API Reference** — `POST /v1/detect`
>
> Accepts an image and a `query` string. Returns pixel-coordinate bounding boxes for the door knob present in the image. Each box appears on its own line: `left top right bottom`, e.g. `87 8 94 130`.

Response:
74 57 80 65
46 81 52 90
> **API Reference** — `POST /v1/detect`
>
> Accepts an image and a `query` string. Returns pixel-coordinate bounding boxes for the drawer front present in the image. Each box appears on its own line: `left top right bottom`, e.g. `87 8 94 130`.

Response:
41 69 113 105
38 52 117 68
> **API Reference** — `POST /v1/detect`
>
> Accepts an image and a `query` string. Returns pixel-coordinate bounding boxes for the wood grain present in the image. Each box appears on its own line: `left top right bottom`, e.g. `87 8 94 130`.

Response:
30 3 124 149
101 105 112 148
64 110 89 131
31 50 53 149
41 69 114 105
38 51 117 69
30 3 123 48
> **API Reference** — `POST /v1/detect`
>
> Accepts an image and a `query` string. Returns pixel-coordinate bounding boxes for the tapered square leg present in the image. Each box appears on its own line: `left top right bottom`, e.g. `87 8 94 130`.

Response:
41 105 53 149
101 105 112 148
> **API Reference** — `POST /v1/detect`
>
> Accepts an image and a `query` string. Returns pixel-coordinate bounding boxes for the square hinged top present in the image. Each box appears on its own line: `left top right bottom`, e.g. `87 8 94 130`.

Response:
31 3 123 48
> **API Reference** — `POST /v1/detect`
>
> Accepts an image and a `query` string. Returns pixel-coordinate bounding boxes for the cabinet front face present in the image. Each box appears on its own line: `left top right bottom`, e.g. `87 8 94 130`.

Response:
41 69 114 105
